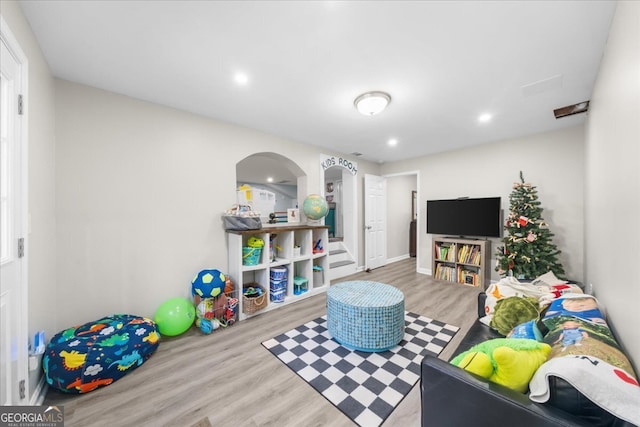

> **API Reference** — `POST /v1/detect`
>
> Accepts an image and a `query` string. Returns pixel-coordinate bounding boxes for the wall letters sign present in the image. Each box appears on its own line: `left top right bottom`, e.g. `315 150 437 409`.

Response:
320 154 358 176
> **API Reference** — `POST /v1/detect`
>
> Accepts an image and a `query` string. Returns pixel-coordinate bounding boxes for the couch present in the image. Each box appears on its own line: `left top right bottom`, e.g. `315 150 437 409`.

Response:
420 292 636 427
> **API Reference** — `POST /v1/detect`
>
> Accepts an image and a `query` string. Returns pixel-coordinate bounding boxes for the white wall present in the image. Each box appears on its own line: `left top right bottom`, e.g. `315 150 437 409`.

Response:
585 0 639 368
381 126 585 283
386 174 416 260
2 0 58 400
54 79 379 327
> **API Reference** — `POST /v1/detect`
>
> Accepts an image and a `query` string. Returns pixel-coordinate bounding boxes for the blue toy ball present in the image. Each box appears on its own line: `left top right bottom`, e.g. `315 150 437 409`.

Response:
192 269 226 298
199 318 214 335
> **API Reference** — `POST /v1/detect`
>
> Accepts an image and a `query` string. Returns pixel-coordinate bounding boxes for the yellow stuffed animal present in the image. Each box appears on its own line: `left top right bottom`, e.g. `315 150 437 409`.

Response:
451 338 551 393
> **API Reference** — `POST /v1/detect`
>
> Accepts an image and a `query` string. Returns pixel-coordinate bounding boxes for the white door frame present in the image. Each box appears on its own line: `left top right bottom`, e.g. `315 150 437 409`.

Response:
364 174 387 271
0 15 29 405
383 171 420 272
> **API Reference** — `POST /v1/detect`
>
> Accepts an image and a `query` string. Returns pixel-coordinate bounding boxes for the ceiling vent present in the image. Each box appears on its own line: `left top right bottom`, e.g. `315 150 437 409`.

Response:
554 101 590 119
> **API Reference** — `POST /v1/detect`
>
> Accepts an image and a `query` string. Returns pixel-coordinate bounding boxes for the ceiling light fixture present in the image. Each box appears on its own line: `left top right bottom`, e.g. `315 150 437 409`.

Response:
477 113 493 123
388 138 398 146
354 91 391 116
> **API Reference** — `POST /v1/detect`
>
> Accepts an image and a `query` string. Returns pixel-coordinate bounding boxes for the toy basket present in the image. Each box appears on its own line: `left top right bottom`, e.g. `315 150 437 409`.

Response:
242 247 262 266
242 283 267 314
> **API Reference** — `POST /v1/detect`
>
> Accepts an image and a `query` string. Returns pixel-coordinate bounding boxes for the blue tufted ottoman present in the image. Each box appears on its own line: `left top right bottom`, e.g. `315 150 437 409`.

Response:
327 281 405 352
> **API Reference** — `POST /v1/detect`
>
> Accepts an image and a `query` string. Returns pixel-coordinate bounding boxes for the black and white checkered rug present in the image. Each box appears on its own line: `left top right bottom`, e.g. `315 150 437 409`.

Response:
262 312 459 427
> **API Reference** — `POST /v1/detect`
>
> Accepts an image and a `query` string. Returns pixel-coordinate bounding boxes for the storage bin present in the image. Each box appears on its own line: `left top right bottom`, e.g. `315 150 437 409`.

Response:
271 288 286 303
222 215 262 231
242 284 267 314
270 265 288 303
313 266 324 285
270 266 288 281
242 247 262 266
270 278 287 292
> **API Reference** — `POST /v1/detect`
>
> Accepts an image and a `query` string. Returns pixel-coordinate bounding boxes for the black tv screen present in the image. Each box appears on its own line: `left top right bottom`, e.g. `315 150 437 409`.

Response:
426 197 502 238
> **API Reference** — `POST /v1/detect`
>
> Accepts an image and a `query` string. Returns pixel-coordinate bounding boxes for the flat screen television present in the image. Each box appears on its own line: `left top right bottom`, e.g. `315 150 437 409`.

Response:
426 197 502 238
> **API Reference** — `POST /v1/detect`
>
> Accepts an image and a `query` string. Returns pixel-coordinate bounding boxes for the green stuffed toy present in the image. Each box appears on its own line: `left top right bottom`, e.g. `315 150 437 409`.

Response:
490 296 540 336
451 338 551 393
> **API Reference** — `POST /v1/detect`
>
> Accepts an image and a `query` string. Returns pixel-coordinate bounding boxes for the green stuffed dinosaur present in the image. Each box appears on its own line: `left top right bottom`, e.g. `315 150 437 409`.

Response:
451 338 551 393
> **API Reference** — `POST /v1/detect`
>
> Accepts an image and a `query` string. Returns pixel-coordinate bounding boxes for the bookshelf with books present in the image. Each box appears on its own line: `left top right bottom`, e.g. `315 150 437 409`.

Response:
432 236 490 289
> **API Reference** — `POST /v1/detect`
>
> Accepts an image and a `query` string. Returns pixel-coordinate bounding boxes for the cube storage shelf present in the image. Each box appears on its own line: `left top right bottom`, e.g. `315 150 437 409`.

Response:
227 225 329 320
432 236 490 289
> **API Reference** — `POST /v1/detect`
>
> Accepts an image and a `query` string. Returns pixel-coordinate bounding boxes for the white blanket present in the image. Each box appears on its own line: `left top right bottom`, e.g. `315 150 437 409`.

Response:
529 355 640 425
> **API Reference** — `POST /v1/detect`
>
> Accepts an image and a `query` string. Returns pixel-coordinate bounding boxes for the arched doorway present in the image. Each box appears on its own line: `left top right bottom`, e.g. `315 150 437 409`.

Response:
236 152 307 221
321 154 358 279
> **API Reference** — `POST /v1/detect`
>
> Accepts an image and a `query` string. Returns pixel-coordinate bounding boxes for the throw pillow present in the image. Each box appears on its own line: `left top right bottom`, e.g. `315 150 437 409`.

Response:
532 270 567 287
507 319 544 342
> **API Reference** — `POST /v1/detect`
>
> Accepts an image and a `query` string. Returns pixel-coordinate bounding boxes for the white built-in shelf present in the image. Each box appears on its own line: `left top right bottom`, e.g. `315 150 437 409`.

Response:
227 225 330 321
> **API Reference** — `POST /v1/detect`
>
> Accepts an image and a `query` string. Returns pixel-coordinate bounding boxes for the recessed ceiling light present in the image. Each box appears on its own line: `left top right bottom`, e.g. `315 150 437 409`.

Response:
477 113 493 123
234 72 249 85
388 138 398 147
266 177 274 183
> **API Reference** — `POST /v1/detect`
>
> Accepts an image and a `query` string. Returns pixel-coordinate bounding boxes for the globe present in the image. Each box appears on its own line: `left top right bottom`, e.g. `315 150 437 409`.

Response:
302 194 329 221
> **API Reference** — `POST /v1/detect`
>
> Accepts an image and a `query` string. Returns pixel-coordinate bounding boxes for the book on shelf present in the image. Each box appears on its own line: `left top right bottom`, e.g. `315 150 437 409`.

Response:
457 245 465 263
435 243 456 261
457 266 479 286
471 247 481 265
435 263 456 281
457 244 482 265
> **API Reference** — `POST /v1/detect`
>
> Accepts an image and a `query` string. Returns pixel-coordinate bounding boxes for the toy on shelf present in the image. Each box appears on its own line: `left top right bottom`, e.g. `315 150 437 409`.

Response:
313 238 323 254
243 286 263 297
269 234 283 262
243 235 264 266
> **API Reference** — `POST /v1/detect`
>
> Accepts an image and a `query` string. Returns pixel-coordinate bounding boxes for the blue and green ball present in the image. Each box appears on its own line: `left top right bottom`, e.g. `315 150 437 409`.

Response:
192 269 226 298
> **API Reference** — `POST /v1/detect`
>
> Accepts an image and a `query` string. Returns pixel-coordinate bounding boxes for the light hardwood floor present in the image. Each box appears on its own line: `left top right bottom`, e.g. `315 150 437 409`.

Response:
44 258 482 426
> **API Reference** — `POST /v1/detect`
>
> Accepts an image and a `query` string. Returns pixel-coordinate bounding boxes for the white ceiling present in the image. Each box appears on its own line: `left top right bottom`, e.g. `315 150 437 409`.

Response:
19 1 616 164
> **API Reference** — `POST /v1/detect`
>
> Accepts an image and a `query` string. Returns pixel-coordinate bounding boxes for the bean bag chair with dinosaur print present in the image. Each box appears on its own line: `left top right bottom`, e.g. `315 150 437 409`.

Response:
43 314 160 394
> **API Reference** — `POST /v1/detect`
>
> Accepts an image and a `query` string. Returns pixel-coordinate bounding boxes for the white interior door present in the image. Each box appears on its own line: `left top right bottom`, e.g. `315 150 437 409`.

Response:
364 174 387 270
1 22 29 405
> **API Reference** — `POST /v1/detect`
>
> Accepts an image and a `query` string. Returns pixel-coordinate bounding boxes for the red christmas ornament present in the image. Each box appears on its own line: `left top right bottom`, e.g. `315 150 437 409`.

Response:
518 216 528 226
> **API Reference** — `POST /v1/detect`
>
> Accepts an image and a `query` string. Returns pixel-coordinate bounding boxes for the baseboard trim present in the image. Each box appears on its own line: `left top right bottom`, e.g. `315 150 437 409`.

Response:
417 267 431 275
386 254 410 264
30 376 47 406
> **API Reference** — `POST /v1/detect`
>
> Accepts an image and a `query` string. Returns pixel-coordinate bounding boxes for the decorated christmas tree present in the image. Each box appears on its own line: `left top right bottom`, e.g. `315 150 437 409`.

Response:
495 172 565 279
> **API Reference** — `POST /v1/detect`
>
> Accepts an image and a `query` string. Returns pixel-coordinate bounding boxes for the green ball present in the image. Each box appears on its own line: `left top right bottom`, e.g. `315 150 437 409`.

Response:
154 297 195 336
